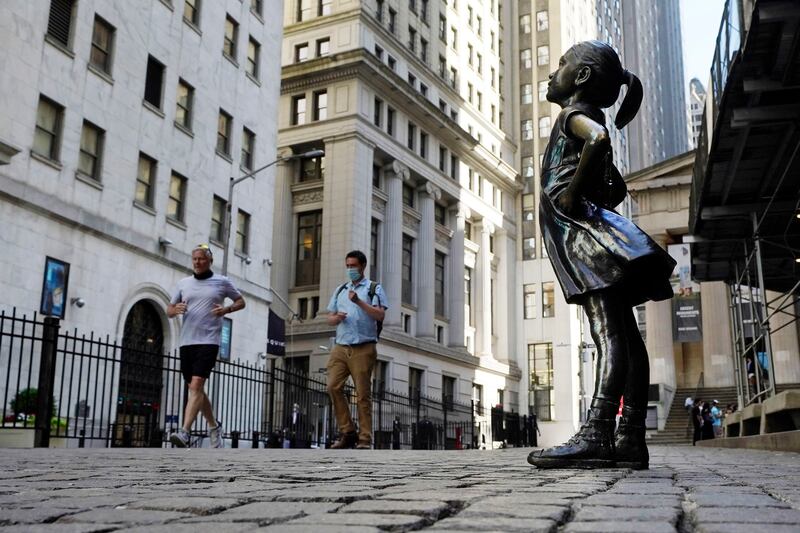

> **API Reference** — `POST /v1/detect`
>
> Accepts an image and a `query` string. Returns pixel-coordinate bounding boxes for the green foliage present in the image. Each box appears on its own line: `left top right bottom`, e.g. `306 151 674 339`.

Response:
9 388 56 417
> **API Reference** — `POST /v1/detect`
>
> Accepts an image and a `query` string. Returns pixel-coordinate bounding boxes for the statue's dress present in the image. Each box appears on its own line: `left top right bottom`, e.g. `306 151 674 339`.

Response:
539 103 676 307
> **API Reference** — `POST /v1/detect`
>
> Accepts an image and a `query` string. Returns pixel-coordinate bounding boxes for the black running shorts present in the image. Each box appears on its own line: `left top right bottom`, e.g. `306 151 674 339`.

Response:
179 344 219 382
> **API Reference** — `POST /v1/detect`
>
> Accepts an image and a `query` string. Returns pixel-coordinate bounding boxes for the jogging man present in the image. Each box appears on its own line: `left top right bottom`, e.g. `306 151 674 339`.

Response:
167 244 245 448
326 250 387 449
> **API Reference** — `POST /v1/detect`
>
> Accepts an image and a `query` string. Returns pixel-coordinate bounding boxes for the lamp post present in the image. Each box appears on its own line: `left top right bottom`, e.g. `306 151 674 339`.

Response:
221 149 324 276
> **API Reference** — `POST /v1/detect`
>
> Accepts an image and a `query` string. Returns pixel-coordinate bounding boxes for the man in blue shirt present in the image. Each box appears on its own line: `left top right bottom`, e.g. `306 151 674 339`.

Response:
326 250 387 449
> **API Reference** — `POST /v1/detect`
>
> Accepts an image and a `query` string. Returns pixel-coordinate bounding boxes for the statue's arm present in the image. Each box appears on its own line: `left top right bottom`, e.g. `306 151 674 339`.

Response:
558 113 610 213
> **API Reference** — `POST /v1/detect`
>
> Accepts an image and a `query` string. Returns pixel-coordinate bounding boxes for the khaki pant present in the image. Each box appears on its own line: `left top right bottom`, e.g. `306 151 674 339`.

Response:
326 343 377 445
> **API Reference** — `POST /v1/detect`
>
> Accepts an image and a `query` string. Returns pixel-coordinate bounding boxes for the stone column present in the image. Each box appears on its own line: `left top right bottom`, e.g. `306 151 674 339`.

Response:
646 234 676 388
701 281 735 387
447 203 466 348
269 159 294 308
494 227 510 364
416 181 441 339
319 134 375 305
382 161 409 327
476 220 494 357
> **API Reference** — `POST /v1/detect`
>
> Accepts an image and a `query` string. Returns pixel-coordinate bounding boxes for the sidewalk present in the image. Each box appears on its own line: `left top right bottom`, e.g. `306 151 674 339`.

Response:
1 445 799 532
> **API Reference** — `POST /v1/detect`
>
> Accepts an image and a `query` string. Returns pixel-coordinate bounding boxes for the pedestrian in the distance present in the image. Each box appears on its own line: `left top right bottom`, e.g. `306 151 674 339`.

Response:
711 399 723 438
692 398 703 446
701 402 715 440
325 250 387 449
167 244 245 448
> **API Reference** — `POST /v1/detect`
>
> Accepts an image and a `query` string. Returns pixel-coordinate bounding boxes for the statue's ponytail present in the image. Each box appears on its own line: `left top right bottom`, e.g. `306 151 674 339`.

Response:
614 70 643 129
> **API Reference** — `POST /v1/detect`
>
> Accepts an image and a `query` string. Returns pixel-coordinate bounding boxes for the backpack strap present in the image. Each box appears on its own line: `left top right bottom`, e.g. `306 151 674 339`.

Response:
368 281 377 305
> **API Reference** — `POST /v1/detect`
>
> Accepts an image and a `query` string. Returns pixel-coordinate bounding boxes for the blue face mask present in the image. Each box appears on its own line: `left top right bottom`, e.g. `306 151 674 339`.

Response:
346 267 360 282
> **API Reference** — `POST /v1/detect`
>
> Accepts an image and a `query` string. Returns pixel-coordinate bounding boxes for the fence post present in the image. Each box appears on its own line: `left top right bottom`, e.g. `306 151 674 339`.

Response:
267 358 276 435
442 396 448 450
252 430 260 448
470 400 475 450
34 317 59 448
231 430 240 448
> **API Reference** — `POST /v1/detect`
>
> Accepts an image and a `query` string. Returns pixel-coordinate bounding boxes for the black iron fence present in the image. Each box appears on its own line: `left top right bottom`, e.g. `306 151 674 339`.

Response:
1 308 536 449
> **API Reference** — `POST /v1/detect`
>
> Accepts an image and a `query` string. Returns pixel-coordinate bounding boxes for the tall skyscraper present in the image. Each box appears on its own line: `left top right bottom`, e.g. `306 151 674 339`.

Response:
622 0 688 172
687 78 707 149
274 0 522 418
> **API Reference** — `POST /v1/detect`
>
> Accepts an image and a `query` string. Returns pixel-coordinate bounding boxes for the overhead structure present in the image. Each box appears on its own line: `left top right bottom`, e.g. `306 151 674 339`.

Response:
689 0 800 407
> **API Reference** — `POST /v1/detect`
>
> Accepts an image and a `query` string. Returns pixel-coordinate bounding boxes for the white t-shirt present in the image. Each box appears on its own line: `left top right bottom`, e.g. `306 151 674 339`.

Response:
170 274 242 347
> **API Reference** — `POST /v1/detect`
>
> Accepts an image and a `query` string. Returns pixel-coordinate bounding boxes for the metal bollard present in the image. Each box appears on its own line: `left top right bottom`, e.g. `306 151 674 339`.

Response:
78 429 85 448
231 430 240 448
122 426 133 447
252 431 260 448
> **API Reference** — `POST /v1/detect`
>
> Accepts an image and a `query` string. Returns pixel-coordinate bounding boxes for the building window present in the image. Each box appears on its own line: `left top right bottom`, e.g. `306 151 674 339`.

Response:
313 90 327 121
402 234 413 304
210 195 226 243
409 367 423 405
318 0 332 16
523 156 534 178
387 107 395 136
297 0 311 21
402 184 415 208
299 154 324 182
144 55 165 109
538 80 548 102
439 146 447 172
438 14 446 41
442 375 455 411
435 251 445 316
374 44 384 59
529 343 554 421
542 282 555 317
522 194 536 259
408 72 417 88
420 38 428 62
217 109 232 156
316 37 330 56
521 84 532 105
78 121 104 180
370 218 380 278
89 16 115 75
537 45 550 66
175 79 194 130
135 153 156 207
235 209 250 254
376 0 384 21
184 0 200 25
434 203 446 225
373 98 383 127
407 122 416 151
167 172 187 222
33 96 64 162
388 9 396 33
374 359 389 397
450 155 458 180
536 10 549 31
418 131 428 159
241 127 255 170
523 284 537 319
464 267 473 326
292 95 307 125
519 14 531 34
294 42 308 62
372 164 381 188
449 26 457 49
408 26 416 51
296 210 323 286
387 55 396 70
539 116 551 138
250 0 262 16
47 0 75 48
520 48 532 69
246 37 260 79
472 382 483 412
223 15 238 61
521 119 533 141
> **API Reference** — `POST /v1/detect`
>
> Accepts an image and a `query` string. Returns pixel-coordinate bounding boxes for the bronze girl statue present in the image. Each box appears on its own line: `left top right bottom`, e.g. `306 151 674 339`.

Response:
527 41 676 470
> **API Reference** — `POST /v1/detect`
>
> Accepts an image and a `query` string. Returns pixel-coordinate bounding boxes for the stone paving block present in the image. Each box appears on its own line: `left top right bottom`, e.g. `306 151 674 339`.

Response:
692 507 800 524
564 521 677 532
474 493 579 506
695 524 800 533
180 502 340 523
341 499 450 517
285 512 426 529
427 516 556 532
116 524 254 533
123 496 242 515
608 484 684 495
584 493 681 507
56 509 191 525
688 492 789 507
273 489 374 502
459 503 570 521
0 525 112 532
572 505 680 523
0 508 76 525
255 525 381 533
377 489 494 502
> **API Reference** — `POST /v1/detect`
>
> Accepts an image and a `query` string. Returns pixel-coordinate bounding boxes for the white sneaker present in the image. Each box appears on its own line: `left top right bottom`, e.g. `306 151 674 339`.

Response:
209 423 224 448
169 428 190 448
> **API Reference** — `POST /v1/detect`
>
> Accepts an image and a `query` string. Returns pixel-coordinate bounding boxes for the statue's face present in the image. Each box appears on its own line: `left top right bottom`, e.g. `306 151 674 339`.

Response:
547 50 582 104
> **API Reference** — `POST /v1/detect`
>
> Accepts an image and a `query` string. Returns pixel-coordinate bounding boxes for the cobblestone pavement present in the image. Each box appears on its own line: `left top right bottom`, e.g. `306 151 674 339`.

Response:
1 445 799 532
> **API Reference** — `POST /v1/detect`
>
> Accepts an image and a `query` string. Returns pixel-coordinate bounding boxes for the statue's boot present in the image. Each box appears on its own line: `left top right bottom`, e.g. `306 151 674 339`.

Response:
614 406 649 470
527 400 616 469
